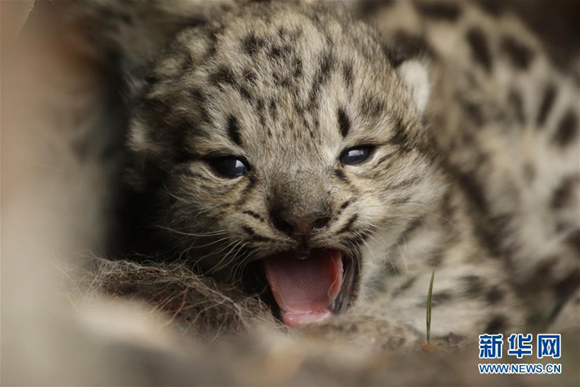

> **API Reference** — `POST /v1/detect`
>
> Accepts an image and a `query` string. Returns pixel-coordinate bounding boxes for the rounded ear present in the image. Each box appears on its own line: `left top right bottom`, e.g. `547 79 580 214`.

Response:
397 60 431 115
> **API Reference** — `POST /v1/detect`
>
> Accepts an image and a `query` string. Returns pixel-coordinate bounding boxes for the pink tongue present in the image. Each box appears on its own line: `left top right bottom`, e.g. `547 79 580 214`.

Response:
264 249 343 327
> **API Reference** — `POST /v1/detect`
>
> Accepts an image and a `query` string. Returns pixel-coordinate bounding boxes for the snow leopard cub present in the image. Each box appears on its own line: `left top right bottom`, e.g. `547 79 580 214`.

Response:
125 1 443 329
119 1 578 337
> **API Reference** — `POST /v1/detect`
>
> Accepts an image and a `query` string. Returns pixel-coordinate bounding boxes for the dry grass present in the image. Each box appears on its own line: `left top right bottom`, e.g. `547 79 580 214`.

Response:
75 257 278 337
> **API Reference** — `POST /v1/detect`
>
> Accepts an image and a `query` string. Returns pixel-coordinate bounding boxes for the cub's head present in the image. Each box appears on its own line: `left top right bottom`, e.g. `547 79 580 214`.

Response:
128 2 443 327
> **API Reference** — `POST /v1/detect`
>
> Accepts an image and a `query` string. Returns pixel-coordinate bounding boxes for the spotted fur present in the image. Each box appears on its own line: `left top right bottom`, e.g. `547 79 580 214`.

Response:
77 0 579 341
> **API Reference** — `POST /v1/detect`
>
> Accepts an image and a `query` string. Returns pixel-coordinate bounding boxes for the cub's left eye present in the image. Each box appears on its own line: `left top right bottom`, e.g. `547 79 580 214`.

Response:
208 156 250 178
339 146 375 166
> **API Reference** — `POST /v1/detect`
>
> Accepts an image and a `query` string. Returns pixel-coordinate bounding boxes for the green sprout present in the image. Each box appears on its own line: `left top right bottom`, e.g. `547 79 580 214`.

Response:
426 269 435 344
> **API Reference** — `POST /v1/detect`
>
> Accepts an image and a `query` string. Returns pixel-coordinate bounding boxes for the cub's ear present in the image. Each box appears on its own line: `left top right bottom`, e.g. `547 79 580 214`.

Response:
397 60 430 115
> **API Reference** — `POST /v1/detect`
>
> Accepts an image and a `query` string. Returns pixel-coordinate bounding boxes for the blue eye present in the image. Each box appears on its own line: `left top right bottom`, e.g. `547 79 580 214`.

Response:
339 146 374 165
208 156 250 178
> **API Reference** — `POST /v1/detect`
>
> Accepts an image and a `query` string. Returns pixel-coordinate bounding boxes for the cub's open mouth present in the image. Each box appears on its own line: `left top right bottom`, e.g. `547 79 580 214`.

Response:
263 249 358 327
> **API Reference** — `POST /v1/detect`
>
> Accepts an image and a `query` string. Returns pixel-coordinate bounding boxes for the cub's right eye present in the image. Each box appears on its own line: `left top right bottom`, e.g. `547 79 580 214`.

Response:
208 156 250 179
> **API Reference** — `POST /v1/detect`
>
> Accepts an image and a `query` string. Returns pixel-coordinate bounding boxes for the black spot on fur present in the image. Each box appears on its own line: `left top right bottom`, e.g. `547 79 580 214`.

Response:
388 117 412 151
338 108 351 137
190 88 207 105
269 99 278 120
376 154 391 166
501 36 535 70
551 175 579 209
552 110 578 147
340 200 352 210
210 66 237 86
243 33 266 56
357 0 394 17
477 1 503 16
337 214 358 235
288 28 303 43
394 276 417 295
528 260 554 290
467 28 492 72
565 229 580 254
391 31 434 62
430 292 452 305
388 177 420 191
555 271 580 299
428 249 445 267
256 99 266 128
227 115 242 146
392 196 411 205
277 26 287 38
463 275 485 296
440 189 455 225
242 225 255 236
320 53 334 79
144 75 158 85
243 210 265 223
416 2 461 20
293 58 303 78
461 100 485 126
190 89 211 123
360 95 385 120
396 218 423 252
239 86 253 102
342 61 354 90
537 83 557 127
236 177 257 207
404 218 423 239
242 226 271 242
270 46 282 59
334 169 350 184
479 214 514 260
281 77 292 89
306 53 335 111
335 199 352 218
486 287 505 304
485 315 507 333
334 169 359 194
457 171 487 213
243 69 257 84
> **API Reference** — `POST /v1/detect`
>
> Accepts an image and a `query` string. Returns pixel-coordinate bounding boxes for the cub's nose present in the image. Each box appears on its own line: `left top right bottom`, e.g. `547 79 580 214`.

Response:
269 169 331 239
271 208 331 238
